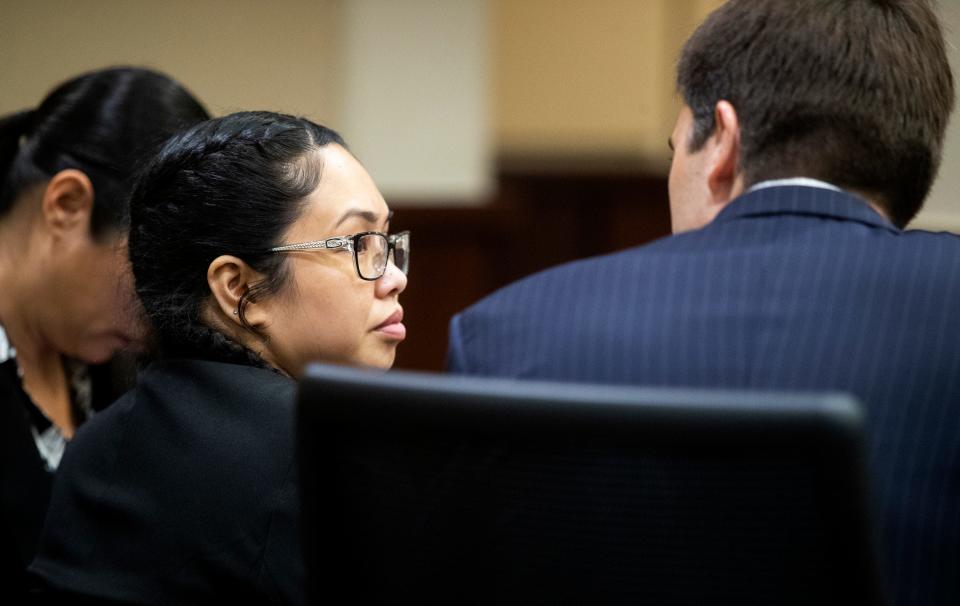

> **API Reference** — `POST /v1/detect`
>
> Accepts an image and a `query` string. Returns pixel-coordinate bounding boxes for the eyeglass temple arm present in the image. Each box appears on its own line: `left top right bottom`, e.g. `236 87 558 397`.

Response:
269 238 351 253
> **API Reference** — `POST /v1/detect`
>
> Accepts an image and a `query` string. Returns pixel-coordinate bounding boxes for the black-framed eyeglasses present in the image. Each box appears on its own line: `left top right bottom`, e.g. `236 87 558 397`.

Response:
269 230 410 281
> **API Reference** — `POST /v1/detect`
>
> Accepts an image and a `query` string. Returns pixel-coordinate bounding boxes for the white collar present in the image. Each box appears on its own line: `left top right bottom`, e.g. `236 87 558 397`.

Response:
0 325 12 364
747 178 842 193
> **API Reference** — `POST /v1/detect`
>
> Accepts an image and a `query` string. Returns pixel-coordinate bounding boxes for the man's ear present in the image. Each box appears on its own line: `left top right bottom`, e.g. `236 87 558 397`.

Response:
41 169 95 235
706 100 744 206
207 256 270 330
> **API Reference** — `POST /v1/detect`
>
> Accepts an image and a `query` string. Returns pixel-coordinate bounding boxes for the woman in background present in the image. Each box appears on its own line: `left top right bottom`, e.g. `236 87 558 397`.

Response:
0 67 208 596
30 111 409 604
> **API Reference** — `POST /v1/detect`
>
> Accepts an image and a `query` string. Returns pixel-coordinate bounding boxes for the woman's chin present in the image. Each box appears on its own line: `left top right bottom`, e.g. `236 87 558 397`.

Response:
78 350 114 366
76 336 135 365
340 349 398 373
363 344 398 371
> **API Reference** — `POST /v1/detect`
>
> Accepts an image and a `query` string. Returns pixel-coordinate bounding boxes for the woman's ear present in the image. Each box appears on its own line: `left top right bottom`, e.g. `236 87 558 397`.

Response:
206 256 269 331
41 169 95 236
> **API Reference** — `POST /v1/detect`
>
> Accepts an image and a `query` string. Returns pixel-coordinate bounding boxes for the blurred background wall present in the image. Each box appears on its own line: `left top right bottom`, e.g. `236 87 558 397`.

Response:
2 0 958 369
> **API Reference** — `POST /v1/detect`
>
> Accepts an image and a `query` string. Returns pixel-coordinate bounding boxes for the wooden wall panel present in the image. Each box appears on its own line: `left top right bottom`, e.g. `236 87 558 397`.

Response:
390 169 671 371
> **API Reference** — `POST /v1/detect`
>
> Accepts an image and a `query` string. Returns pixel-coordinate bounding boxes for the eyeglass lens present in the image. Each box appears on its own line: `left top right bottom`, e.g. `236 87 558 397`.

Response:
392 233 409 275
355 233 409 280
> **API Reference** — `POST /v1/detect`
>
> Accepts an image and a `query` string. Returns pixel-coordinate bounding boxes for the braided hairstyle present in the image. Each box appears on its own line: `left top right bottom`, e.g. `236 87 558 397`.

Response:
0 67 209 239
127 111 348 367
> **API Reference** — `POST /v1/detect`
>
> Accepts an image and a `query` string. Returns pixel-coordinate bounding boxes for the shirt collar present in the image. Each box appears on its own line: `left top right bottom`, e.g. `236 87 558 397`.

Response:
747 178 842 194
714 182 899 233
0 325 13 365
0 323 93 471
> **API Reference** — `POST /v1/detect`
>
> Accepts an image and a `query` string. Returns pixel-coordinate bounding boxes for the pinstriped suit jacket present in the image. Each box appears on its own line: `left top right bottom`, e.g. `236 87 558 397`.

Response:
447 185 960 606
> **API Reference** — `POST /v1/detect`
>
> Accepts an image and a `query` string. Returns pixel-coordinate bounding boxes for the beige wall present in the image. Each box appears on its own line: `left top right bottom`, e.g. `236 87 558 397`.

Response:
3 0 718 172
492 0 957 230
0 0 492 202
0 0 341 122
494 0 721 168
338 0 492 203
1 0 956 228
914 0 960 231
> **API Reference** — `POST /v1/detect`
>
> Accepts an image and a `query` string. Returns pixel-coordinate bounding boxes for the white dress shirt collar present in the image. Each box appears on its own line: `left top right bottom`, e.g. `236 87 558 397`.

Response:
747 177 842 193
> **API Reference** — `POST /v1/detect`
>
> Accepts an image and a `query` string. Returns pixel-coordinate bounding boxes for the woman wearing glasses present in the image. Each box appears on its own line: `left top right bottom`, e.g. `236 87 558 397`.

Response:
0 67 208 598
30 112 408 604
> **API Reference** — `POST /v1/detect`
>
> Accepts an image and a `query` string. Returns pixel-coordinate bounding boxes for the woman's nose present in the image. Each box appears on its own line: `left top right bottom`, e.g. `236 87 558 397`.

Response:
376 259 407 297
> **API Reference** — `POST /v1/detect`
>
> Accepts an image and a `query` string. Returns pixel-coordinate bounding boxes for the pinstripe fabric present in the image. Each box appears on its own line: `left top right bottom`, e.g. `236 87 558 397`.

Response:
447 185 960 606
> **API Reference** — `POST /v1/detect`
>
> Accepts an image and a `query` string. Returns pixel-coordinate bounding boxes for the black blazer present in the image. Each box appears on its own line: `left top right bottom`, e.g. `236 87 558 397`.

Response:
0 359 54 598
29 358 304 605
1 354 133 602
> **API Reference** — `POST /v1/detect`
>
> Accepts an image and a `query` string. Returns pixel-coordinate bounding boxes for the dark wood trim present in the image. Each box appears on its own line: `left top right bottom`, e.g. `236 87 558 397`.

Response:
389 168 671 371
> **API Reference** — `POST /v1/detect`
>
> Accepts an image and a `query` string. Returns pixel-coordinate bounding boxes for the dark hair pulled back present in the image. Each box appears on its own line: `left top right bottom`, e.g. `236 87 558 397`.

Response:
0 67 209 238
127 111 347 367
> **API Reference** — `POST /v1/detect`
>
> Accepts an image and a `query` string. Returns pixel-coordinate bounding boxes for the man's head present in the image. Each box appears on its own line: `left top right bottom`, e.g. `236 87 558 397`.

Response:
669 0 955 232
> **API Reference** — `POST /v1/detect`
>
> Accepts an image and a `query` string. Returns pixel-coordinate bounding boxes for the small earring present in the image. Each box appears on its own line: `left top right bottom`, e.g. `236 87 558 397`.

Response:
232 309 238 316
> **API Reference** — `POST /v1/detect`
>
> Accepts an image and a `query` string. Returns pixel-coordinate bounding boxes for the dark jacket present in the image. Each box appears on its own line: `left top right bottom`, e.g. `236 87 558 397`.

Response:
0 358 53 597
29 358 304 605
0 350 126 601
448 185 960 606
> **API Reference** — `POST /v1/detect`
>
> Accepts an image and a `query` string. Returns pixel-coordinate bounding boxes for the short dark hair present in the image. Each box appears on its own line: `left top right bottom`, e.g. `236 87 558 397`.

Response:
127 111 348 366
677 0 955 227
0 67 209 238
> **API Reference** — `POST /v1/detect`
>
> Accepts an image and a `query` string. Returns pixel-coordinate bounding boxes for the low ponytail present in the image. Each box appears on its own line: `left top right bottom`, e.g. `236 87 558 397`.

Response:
0 109 35 216
0 68 209 233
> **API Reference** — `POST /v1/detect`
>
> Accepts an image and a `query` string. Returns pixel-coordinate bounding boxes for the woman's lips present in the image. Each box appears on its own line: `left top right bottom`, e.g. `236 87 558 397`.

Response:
374 309 406 340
